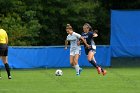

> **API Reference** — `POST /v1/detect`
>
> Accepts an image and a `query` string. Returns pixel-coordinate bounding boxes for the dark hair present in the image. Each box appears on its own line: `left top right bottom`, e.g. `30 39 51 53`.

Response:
94 29 98 34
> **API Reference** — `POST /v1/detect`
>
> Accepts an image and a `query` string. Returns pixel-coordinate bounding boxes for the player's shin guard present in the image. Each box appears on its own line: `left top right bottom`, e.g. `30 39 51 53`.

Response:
4 63 11 77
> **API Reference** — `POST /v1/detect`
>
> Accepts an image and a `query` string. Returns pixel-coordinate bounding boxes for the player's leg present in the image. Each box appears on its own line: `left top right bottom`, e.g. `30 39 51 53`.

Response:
1 56 11 79
87 50 97 67
70 55 74 67
0 44 11 79
70 49 75 67
73 54 81 75
0 56 1 79
70 55 80 75
2 44 11 79
87 50 101 74
92 56 107 75
0 47 3 78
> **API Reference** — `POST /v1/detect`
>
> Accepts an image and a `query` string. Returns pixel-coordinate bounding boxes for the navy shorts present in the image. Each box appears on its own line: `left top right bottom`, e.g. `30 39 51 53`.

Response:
0 44 8 56
84 48 96 55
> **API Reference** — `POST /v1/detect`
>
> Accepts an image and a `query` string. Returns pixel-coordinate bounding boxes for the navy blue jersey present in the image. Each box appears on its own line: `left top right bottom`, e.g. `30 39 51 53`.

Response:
81 31 96 49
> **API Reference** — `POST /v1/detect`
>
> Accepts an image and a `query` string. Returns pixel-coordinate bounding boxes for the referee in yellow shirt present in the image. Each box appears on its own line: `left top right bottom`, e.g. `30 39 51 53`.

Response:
0 28 11 79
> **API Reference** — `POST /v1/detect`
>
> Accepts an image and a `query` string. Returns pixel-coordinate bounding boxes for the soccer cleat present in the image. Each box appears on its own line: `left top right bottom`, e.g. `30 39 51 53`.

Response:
76 73 80 76
8 76 12 79
97 66 101 74
79 68 83 75
102 70 107 76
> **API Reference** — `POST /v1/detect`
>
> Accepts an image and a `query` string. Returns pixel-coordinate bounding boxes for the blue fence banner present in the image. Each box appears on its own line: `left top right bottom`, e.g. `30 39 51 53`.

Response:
0 46 111 68
111 10 140 57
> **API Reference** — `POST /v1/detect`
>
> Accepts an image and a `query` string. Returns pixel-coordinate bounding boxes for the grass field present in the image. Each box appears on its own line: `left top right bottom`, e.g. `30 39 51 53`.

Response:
0 67 140 93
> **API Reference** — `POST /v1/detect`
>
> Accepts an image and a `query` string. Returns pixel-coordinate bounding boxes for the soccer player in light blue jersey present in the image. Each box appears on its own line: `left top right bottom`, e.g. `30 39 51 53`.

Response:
81 23 107 76
65 24 90 76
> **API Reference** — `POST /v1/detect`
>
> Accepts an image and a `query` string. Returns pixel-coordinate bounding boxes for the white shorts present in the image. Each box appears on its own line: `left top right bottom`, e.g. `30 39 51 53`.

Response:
92 45 96 50
70 49 81 56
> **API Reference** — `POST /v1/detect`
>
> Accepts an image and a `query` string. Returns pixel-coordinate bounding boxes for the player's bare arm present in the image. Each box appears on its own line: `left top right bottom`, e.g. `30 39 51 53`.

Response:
80 37 90 49
93 33 98 37
65 40 69 49
93 30 98 37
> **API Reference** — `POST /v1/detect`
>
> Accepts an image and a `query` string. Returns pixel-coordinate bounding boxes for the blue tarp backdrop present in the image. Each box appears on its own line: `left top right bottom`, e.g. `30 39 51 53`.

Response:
0 46 110 68
111 10 140 57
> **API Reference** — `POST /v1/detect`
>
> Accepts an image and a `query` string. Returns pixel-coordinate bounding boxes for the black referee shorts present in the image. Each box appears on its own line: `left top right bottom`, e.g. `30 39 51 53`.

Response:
0 44 8 56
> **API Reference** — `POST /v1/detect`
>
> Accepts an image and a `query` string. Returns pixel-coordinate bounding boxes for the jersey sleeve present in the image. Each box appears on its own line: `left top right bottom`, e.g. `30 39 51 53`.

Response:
73 32 81 38
66 35 69 40
89 32 94 39
5 31 8 38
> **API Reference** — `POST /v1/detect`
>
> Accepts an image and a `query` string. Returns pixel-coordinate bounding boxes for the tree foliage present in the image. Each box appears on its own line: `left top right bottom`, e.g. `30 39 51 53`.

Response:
0 0 140 46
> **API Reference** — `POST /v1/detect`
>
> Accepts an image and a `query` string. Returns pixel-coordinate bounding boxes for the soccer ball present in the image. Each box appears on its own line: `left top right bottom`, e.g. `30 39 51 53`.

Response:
55 69 63 76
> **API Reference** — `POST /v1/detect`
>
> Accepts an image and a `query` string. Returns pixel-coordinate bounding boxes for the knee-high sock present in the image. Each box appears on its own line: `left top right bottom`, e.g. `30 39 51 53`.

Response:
89 60 104 72
89 60 98 68
74 64 80 74
4 63 11 76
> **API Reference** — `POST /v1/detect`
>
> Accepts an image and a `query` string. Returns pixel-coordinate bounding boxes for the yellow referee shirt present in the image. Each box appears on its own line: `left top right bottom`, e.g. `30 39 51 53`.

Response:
0 29 8 44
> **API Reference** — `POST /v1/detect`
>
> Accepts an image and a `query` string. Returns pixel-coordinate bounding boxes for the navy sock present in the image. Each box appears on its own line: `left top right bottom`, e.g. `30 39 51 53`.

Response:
101 68 104 72
4 63 11 76
89 60 98 68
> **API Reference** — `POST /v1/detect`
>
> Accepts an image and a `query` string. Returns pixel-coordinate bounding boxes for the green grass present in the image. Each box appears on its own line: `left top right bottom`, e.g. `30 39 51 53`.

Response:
0 67 140 93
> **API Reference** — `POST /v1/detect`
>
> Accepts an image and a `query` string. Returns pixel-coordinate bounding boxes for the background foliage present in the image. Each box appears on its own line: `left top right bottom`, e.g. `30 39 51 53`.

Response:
0 0 140 46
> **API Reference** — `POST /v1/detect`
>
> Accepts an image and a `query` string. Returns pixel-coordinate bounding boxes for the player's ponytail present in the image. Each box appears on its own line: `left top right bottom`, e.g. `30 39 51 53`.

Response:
94 29 98 34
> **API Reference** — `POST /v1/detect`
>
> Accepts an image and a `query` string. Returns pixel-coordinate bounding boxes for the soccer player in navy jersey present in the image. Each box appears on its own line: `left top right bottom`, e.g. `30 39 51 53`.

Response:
81 23 107 75
65 24 90 76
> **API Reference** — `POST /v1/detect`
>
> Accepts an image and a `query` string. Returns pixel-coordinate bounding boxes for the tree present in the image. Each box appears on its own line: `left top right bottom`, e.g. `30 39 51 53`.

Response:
0 0 42 45
1 0 140 46
39 0 107 45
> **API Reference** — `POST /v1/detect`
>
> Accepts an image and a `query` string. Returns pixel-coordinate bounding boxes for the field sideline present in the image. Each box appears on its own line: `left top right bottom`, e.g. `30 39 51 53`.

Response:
0 67 140 93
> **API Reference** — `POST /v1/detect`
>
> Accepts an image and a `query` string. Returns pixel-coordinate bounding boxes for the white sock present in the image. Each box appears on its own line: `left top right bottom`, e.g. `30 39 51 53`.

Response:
74 64 80 74
76 64 81 69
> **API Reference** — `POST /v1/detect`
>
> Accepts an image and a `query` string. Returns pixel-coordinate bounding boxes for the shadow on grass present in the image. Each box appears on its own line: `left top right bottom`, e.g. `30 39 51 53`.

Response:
111 57 140 68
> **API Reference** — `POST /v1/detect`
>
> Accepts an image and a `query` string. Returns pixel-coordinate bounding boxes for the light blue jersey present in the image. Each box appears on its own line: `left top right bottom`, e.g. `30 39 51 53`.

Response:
67 32 81 54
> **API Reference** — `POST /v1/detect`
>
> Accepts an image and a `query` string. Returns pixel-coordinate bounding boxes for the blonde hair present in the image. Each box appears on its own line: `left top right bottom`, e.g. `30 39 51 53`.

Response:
66 24 72 29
